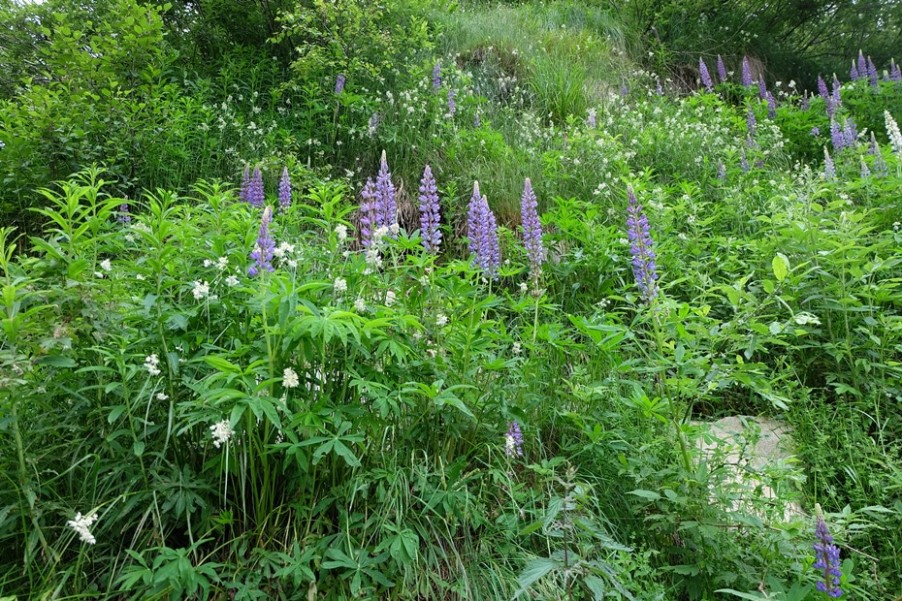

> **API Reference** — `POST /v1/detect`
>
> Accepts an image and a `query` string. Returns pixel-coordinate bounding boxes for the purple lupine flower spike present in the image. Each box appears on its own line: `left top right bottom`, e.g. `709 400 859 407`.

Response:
869 131 878 155
874 145 888 176
891 59 902 82
813 510 843 598
520 178 545 278
432 61 442 91
699 57 713 91
247 167 265 208
278 167 292 211
810 126 821 137
626 186 658 303
655 79 663 96
842 118 857 148
248 205 275 276
758 76 768 99
368 112 379 137
467 181 500 279
418 165 442 252
505 421 524 457
240 166 250 203
359 178 378 248
832 76 842 107
716 54 727 83
817 75 829 101
867 56 878 88
747 106 757 137
850 60 860 81
118 202 131 224
447 88 457 117
335 73 346 94
824 147 836 181
857 50 867 79
801 91 810 110
716 162 726 180
740 147 750 173
586 107 597 129
861 158 871 178
741 57 753 86
620 81 629 98
830 119 844 152
485 206 500 276
467 182 481 255
375 150 397 232
766 92 777 119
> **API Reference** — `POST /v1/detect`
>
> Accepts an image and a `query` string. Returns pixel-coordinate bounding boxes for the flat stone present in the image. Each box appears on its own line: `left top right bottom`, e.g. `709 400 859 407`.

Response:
689 416 804 521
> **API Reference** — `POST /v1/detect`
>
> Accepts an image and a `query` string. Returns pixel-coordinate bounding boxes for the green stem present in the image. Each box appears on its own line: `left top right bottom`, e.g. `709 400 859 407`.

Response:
650 304 692 472
531 284 540 344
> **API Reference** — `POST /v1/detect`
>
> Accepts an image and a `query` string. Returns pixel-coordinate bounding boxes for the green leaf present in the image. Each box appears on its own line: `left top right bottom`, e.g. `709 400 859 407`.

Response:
772 253 790 282
514 557 558 598
330 440 361 467
585 575 607 600
38 355 76 368
628 489 661 501
714 589 768 601
166 313 189 331
108 405 127 424
204 356 242 374
133 440 145 457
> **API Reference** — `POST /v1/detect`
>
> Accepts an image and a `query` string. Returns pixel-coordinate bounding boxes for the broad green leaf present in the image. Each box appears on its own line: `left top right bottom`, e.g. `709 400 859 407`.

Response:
514 557 558 598
772 253 790 282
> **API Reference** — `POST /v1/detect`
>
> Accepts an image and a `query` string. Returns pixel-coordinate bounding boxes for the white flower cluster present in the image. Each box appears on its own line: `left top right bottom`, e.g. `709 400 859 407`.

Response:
203 257 229 270
886 110 902 156
333 278 347 294
363 226 393 275
273 242 295 259
793 312 821 326
67 511 99 544
192 281 210 300
364 248 383 273
144 354 161 376
210 419 234 448
283 367 299 389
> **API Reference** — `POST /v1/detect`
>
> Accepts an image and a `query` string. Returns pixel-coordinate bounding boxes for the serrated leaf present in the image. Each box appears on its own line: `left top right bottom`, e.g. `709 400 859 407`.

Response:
166 313 189 331
513 557 558 598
